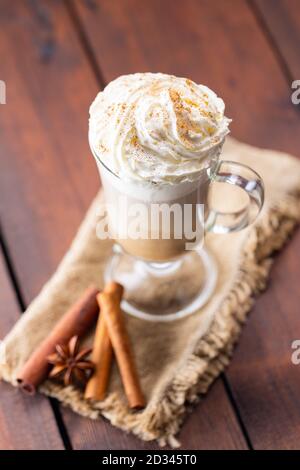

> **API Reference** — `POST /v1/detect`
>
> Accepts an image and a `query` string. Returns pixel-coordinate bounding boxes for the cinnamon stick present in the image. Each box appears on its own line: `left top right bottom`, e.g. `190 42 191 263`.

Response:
97 282 145 410
84 283 120 401
17 285 100 394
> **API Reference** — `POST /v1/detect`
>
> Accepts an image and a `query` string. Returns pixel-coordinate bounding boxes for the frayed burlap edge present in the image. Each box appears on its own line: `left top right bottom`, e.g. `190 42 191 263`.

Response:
37 190 300 447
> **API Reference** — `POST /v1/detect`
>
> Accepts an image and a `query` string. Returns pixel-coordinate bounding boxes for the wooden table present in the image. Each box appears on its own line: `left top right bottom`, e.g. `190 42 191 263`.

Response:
0 0 299 450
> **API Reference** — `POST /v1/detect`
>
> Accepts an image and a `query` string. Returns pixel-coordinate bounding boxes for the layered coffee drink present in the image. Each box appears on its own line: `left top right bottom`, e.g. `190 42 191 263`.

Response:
89 73 263 320
89 73 230 261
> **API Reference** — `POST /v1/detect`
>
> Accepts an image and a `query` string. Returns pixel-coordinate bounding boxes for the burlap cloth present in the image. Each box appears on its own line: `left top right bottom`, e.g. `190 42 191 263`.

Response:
1 137 300 447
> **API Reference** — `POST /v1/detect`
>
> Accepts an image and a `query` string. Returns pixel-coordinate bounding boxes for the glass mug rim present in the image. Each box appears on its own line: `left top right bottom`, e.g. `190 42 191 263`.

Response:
91 140 264 235
89 139 218 187
90 140 263 191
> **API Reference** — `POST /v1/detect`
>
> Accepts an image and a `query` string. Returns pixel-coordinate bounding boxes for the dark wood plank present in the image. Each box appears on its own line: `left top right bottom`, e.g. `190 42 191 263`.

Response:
0 0 247 449
72 0 300 449
0 0 99 301
252 0 300 80
227 239 300 449
62 380 247 450
0 247 64 449
73 0 299 155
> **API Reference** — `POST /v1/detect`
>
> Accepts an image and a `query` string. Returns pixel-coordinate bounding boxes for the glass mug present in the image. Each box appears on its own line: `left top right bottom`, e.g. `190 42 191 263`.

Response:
90 143 264 321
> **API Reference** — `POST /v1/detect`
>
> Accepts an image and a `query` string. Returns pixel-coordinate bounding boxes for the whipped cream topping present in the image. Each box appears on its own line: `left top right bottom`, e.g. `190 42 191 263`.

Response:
89 73 231 184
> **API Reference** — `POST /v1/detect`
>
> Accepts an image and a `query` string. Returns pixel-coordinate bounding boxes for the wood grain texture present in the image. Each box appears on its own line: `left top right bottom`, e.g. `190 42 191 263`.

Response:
226 239 300 450
62 375 247 449
0 0 247 449
252 0 300 80
0 0 99 301
62 380 247 450
0 247 64 449
0 0 99 450
72 0 300 449
73 0 299 155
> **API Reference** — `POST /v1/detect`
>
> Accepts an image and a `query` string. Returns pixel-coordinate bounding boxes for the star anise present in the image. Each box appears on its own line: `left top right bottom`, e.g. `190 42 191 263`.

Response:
47 336 94 387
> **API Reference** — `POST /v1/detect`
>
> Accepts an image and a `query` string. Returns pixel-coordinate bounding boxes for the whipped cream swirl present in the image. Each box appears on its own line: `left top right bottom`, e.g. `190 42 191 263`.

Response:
89 73 231 184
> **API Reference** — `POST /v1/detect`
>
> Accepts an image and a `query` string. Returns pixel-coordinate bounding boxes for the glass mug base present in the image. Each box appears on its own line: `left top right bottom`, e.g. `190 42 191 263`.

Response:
104 244 217 322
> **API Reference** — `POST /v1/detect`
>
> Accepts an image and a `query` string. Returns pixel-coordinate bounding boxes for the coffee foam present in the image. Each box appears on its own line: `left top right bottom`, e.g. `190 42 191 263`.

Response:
96 158 201 202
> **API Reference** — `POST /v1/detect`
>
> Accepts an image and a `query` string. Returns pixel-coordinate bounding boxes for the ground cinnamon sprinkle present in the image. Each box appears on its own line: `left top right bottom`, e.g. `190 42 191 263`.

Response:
169 88 184 110
185 78 194 88
130 134 138 146
99 143 108 153
184 98 199 108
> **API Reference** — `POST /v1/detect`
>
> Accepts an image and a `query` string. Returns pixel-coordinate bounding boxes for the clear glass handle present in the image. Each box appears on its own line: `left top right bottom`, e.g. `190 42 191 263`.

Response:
205 160 264 234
